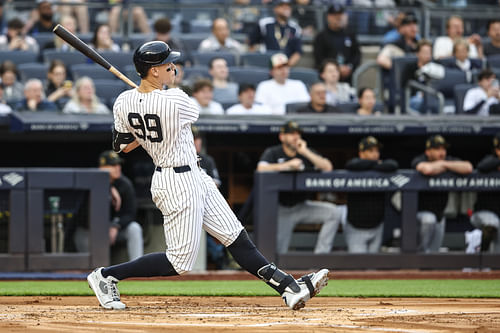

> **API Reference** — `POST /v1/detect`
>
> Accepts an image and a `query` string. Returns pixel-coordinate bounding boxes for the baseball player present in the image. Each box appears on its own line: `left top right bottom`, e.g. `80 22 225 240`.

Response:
87 41 329 310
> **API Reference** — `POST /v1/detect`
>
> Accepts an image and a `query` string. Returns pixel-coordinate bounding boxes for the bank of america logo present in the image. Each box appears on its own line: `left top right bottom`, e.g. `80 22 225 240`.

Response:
390 174 410 188
3 172 24 187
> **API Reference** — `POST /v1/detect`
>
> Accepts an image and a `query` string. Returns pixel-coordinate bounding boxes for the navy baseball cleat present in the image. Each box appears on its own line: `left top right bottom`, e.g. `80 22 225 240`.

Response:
87 267 126 310
282 269 329 310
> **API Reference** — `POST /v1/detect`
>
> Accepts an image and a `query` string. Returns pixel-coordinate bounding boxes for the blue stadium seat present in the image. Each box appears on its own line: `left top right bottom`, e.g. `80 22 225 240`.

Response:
71 64 117 81
240 52 277 67
388 56 417 113
127 34 150 50
98 51 134 71
487 55 500 69
178 34 207 52
124 64 141 85
454 83 475 114
0 51 38 66
43 49 90 67
289 67 319 87
336 102 359 114
192 51 237 67
32 32 55 50
184 65 210 80
17 63 49 82
229 67 269 85
92 79 127 108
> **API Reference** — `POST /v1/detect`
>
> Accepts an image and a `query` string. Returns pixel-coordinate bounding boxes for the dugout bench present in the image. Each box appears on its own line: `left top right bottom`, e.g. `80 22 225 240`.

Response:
254 170 500 270
0 168 110 271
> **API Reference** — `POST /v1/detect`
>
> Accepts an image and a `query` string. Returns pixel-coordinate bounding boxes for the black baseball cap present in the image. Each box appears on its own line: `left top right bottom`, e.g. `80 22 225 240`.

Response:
426 135 449 149
280 121 302 134
99 150 124 166
359 136 382 151
493 132 500 149
328 3 345 14
401 13 418 26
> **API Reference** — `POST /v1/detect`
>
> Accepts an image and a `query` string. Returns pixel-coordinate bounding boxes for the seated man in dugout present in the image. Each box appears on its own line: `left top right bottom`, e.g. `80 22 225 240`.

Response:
257 121 345 254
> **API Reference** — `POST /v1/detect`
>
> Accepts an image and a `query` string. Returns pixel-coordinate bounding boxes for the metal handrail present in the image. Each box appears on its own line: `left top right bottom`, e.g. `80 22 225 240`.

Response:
405 79 445 115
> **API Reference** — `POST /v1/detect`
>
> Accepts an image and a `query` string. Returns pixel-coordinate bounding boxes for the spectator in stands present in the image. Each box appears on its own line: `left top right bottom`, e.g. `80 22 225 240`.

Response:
58 0 89 34
0 18 39 53
199 18 245 54
377 13 419 70
433 16 483 60
319 59 354 105
357 88 381 116
472 132 500 252
166 60 191 95
248 0 303 67
484 19 500 57
447 39 482 72
0 61 24 103
46 60 73 110
257 120 343 254
90 23 121 52
108 0 151 34
463 69 499 116
62 76 110 114
296 81 340 113
152 17 183 52
292 0 316 37
402 39 444 114
14 79 58 112
27 0 57 35
226 83 272 115
382 11 406 44
74 150 143 261
313 4 360 83
191 79 224 115
344 136 398 253
255 53 309 115
412 135 473 253
209 57 238 105
47 15 78 51
0 83 12 115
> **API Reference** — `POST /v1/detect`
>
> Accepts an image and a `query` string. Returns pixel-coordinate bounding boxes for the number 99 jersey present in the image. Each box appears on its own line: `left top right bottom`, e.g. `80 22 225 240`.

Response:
113 87 200 168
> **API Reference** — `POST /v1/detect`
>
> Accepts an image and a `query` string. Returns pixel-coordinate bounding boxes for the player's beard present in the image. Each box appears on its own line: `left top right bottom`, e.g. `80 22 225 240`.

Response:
284 141 297 153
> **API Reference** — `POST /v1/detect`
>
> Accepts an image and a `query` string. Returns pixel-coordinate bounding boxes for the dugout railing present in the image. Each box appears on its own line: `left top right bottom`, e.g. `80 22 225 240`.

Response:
0 168 110 272
254 170 500 270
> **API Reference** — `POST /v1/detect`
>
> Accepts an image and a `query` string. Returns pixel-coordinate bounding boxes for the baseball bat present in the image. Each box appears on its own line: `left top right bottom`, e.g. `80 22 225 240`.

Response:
52 24 138 88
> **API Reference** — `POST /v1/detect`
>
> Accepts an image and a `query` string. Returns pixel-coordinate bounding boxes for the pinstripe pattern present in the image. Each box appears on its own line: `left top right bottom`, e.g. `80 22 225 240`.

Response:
114 87 243 274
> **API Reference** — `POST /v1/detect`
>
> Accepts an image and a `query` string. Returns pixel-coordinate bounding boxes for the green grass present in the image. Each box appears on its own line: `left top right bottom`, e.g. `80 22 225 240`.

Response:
1 280 499 297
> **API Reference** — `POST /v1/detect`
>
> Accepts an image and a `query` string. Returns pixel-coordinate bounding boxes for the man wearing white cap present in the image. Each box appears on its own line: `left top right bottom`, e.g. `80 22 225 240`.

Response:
255 53 309 115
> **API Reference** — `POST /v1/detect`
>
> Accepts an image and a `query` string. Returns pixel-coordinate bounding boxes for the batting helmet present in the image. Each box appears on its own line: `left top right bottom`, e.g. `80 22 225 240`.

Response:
133 41 181 78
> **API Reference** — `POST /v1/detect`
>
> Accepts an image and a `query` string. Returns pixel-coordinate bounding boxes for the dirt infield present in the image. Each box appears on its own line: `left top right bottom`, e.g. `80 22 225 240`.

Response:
1 296 499 332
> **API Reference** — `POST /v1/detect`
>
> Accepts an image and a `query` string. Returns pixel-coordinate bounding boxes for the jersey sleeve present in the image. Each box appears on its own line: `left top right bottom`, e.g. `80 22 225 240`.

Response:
112 95 129 133
170 88 199 124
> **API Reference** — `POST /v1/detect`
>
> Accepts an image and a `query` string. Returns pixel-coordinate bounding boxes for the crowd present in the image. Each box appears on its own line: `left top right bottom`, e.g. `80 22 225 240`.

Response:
1 0 500 262
0 0 498 116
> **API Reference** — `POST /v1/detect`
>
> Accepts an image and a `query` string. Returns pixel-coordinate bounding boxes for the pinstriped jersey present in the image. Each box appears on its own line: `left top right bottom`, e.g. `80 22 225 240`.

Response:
113 88 200 167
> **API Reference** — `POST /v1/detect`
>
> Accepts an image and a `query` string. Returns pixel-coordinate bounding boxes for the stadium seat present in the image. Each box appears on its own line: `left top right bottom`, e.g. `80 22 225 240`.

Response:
71 64 117 81
98 51 134 71
289 67 319 87
240 52 277 68
92 79 128 108
32 32 55 50
229 67 269 85
184 65 210 80
336 102 360 114
43 49 90 67
454 83 475 114
191 51 237 67
178 34 207 52
487 55 500 69
127 34 150 50
389 56 417 114
437 57 483 70
285 102 308 114
0 51 38 66
124 65 141 85
17 63 49 82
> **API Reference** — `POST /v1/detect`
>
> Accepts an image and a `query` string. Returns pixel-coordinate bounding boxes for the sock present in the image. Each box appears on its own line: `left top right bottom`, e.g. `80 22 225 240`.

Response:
226 229 269 278
101 252 178 280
